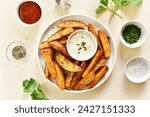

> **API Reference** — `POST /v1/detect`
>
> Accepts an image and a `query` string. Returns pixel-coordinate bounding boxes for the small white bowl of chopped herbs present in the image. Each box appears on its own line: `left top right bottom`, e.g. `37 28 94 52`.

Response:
125 56 150 83
120 21 147 48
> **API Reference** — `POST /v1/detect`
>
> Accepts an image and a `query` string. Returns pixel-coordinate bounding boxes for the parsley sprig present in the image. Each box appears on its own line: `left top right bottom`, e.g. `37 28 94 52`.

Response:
96 0 143 23
23 78 49 100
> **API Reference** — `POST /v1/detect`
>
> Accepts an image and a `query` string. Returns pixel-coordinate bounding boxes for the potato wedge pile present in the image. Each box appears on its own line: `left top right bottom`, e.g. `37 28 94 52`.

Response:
39 20 111 90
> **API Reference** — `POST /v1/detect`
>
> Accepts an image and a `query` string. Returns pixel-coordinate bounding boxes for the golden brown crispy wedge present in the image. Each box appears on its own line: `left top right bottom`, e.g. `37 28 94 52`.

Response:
88 24 103 51
73 70 95 90
87 66 109 89
82 50 103 77
39 41 50 50
94 58 106 72
40 37 68 49
82 58 105 83
57 37 68 44
65 60 80 88
98 30 111 59
55 52 82 72
57 20 87 28
47 47 54 60
73 27 85 31
70 61 87 88
48 28 74 42
40 49 57 79
49 41 71 58
54 61 65 90
44 65 51 79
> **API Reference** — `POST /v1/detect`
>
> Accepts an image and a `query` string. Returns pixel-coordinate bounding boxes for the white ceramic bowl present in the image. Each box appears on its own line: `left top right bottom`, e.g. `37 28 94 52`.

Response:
125 56 150 83
67 30 98 61
6 40 30 65
16 0 43 27
120 21 147 48
37 14 116 93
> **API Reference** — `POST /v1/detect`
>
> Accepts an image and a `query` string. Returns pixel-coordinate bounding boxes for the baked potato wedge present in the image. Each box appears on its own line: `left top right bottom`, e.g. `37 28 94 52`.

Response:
48 28 74 42
94 58 106 72
57 20 87 28
88 24 103 51
57 37 68 44
73 70 95 90
73 27 85 31
47 47 54 60
39 41 50 50
44 65 51 79
87 66 109 89
70 61 87 88
65 60 80 88
98 30 111 59
82 58 106 84
49 41 70 58
82 50 103 77
54 61 65 90
55 52 82 72
40 49 57 79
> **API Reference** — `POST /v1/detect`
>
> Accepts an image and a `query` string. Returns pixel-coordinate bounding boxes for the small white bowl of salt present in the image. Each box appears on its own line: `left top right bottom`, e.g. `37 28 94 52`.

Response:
125 56 150 83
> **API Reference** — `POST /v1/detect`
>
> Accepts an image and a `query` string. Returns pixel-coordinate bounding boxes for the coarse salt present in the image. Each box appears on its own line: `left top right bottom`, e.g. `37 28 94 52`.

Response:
126 58 147 79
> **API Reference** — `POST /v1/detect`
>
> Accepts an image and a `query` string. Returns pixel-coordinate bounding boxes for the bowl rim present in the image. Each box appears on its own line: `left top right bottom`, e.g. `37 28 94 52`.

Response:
16 0 43 27
66 29 98 61
120 20 147 48
125 56 150 83
36 14 116 93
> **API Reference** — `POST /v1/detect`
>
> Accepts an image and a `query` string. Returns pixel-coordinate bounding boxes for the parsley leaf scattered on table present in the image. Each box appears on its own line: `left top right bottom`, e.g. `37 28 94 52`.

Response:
23 78 37 93
131 0 143 6
96 6 106 15
23 78 49 100
96 0 143 23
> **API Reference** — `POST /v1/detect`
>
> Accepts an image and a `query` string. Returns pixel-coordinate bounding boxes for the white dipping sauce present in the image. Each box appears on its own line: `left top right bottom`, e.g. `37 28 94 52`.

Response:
67 30 97 61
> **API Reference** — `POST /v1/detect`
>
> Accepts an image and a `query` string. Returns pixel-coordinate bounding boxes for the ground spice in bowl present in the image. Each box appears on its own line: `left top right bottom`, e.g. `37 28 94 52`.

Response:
12 45 26 60
122 25 141 44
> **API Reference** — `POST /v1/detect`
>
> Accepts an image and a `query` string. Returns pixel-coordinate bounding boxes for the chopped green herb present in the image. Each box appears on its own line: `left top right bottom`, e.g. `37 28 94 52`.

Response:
78 47 82 51
77 41 87 52
77 44 80 46
81 41 86 46
122 25 141 44
83 46 87 51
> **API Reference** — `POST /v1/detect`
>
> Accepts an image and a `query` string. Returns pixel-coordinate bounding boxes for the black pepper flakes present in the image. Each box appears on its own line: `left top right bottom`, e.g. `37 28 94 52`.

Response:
12 45 26 60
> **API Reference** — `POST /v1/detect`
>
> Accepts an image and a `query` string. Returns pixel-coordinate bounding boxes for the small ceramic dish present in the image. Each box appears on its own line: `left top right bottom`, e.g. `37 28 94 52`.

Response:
16 0 43 26
67 30 97 61
125 56 150 83
6 40 30 65
120 21 147 48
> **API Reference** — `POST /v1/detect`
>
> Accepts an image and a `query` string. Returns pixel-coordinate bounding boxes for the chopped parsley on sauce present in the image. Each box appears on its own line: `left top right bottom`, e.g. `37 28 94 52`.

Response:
76 41 87 54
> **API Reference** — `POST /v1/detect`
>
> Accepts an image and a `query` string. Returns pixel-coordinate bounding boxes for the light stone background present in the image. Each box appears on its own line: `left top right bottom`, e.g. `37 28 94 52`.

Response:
0 0 150 100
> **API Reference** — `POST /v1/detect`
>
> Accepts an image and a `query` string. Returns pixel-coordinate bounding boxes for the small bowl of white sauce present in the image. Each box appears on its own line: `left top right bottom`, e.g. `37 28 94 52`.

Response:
67 30 97 61
125 56 150 83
